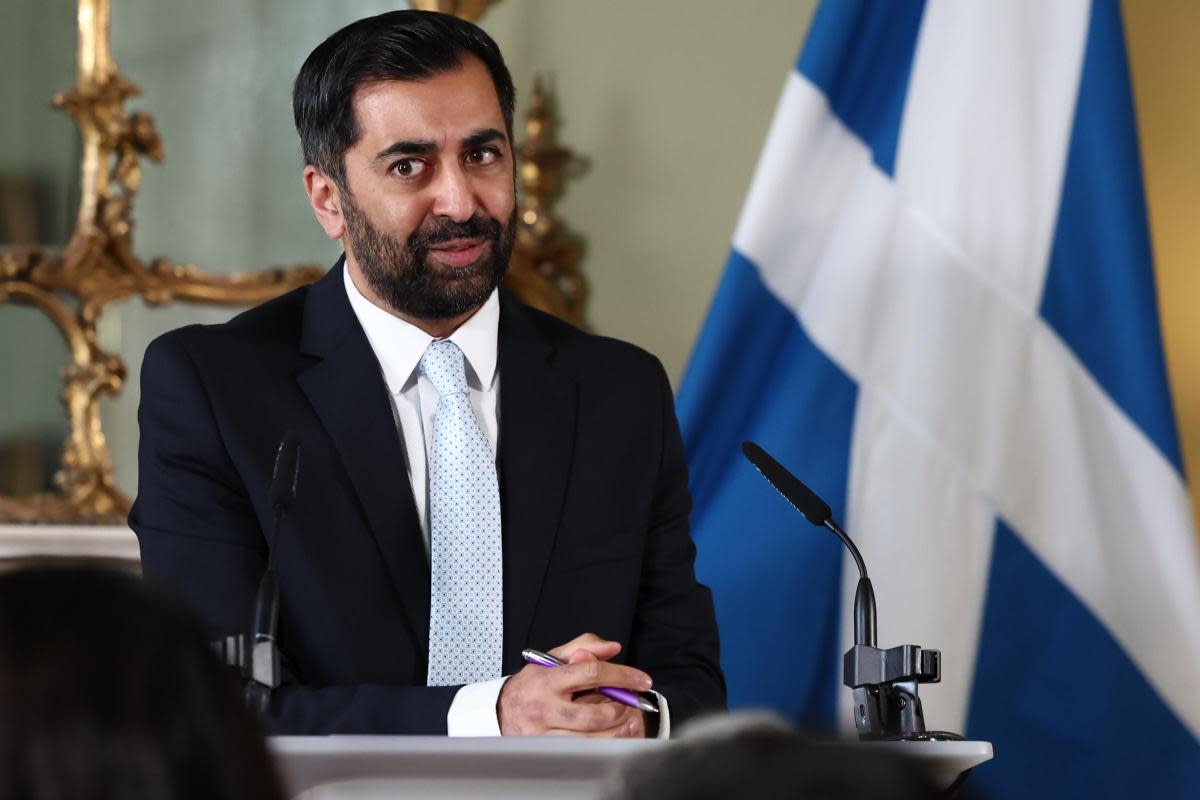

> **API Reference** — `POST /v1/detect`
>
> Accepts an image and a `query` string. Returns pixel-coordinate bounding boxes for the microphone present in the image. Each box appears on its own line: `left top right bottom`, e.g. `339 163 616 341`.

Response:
268 430 301 518
742 440 958 741
741 441 874 647
252 430 300 643
245 431 300 714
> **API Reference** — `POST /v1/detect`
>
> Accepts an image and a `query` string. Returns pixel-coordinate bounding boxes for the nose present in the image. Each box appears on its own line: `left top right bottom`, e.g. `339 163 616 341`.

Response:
430 163 478 222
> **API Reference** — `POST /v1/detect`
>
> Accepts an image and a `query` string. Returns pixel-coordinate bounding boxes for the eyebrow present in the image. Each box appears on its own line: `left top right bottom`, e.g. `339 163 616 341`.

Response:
464 128 508 150
374 139 435 162
373 128 508 163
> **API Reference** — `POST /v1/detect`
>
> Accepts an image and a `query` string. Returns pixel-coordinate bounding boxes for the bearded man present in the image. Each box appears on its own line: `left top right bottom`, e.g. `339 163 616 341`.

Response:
131 10 725 737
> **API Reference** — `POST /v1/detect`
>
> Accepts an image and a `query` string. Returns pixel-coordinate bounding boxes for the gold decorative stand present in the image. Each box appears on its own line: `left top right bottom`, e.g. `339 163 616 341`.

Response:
0 0 322 523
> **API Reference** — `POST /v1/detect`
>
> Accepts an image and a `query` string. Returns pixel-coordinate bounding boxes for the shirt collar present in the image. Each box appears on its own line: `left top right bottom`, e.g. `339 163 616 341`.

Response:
343 265 500 396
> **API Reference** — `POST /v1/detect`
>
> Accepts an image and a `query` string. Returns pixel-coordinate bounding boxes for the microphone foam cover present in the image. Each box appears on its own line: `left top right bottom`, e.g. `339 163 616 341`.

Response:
741 441 832 526
269 430 301 511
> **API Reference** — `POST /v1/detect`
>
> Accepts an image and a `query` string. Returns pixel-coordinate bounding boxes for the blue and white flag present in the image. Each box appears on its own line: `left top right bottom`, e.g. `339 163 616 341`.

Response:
678 0 1200 794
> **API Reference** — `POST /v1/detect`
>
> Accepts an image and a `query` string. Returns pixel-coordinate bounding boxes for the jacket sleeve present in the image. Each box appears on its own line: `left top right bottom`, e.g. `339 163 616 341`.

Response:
129 331 460 734
625 358 727 729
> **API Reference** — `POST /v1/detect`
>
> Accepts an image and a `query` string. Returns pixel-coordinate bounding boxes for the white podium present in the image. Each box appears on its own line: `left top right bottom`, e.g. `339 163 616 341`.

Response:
269 735 992 799
865 739 993 790
0 524 140 567
270 736 658 799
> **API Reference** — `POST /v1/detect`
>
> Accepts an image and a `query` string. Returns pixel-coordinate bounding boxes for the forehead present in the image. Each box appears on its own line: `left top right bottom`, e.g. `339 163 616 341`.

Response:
350 57 505 149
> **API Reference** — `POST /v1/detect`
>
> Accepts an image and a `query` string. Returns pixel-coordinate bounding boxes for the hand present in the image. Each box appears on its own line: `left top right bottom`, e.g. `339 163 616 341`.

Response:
498 633 650 737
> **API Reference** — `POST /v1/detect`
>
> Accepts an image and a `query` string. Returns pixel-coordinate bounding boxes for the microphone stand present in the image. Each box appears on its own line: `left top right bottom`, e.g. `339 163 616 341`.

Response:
743 441 960 741
213 431 299 717
243 501 286 715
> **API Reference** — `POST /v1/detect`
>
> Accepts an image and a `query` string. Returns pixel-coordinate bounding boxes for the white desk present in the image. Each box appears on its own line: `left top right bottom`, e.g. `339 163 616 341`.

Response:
866 739 993 789
270 736 659 799
0 523 140 565
269 735 993 799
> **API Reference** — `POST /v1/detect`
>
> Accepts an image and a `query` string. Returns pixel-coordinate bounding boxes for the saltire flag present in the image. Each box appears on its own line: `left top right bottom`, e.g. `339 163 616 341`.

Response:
677 0 1200 794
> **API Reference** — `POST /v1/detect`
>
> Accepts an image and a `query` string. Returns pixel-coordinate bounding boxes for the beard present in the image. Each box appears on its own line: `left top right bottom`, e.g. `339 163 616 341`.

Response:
342 194 515 320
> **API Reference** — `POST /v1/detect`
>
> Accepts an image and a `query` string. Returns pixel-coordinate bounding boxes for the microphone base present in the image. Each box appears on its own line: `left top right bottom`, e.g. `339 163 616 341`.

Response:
857 730 966 742
211 633 280 717
845 643 943 739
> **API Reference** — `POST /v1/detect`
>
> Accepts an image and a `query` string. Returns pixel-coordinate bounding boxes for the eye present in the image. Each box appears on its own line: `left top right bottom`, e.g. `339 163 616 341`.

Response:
466 147 501 167
390 158 428 178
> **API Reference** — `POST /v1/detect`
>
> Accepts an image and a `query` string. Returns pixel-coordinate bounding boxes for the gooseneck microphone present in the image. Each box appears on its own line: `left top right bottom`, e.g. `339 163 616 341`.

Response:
243 431 300 714
214 431 300 716
741 442 876 648
252 430 300 652
742 441 960 741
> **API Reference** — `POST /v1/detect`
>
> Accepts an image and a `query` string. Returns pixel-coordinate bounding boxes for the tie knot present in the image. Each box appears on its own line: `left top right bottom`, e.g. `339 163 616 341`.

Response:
420 339 469 397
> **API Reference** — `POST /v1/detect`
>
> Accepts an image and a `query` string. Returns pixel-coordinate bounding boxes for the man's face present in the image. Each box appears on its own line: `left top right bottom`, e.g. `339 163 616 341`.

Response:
337 57 516 320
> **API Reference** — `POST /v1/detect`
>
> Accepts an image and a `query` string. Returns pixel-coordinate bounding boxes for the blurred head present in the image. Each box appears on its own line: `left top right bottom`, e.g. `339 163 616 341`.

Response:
602 712 945 800
294 10 517 323
0 566 284 800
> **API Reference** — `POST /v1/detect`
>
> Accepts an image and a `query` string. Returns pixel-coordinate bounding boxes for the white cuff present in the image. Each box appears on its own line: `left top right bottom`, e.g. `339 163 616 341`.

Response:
651 690 671 739
446 676 509 736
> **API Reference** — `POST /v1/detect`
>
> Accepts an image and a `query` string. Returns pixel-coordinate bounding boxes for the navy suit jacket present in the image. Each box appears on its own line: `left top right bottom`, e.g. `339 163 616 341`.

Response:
130 262 725 734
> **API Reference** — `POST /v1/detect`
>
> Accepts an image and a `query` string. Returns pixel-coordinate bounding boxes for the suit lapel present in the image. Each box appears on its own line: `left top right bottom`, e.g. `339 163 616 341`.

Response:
296 262 430 655
497 295 577 671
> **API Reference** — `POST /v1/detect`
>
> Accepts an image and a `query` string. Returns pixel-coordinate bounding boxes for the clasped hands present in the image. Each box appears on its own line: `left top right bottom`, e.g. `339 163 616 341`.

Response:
497 633 650 737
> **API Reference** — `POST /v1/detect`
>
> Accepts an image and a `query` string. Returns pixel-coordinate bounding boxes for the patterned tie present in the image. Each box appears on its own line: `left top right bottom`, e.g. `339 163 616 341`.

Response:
420 339 503 686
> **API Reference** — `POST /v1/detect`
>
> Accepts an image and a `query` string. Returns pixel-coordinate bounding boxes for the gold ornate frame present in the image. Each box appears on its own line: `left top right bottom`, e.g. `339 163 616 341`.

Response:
0 0 586 524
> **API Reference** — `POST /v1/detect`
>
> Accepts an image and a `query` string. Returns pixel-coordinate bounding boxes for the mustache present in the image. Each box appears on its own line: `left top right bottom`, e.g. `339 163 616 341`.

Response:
409 214 503 250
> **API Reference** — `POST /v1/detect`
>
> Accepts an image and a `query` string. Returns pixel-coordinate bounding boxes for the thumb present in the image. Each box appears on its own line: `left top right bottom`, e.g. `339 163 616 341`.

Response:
548 634 622 663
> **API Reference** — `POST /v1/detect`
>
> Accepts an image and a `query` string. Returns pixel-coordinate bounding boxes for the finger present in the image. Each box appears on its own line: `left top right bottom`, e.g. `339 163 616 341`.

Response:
545 714 644 739
548 632 621 663
542 728 630 739
571 690 610 704
549 658 653 695
543 693 635 732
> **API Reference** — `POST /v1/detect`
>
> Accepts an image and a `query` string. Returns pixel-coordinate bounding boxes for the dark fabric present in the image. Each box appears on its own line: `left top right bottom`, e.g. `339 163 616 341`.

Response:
130 261 726 734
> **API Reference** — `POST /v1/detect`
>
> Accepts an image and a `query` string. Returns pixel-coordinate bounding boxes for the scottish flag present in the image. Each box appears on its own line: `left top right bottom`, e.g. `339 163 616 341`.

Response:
678 0 1200 794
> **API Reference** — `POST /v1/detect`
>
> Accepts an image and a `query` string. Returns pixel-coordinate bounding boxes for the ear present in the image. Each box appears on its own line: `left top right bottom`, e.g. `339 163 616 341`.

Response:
303 165 346 240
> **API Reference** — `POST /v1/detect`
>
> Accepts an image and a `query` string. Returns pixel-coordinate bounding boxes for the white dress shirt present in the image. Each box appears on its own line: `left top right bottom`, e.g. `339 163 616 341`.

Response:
343 268 669 738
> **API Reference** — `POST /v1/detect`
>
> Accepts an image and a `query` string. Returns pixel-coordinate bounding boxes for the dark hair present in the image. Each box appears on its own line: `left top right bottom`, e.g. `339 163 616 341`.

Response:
603 716 947 800
0 566 285 800
292 9 516 190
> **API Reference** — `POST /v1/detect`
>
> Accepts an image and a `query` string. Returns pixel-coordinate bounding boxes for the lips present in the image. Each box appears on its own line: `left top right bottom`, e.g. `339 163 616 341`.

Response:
427 238 489 268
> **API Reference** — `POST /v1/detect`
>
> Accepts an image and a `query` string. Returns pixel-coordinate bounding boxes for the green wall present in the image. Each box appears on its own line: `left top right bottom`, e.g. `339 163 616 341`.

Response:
0 0 78 493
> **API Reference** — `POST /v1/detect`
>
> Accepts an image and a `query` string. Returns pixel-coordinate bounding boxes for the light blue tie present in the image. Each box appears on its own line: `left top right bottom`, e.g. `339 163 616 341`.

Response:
420 339 503 686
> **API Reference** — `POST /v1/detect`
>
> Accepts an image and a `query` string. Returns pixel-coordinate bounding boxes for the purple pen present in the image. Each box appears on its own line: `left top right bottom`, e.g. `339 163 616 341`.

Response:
521 648 659 714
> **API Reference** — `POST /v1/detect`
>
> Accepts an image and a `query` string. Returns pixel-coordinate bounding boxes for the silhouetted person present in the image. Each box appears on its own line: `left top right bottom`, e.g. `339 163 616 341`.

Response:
0 566 285 800
603 713 948 800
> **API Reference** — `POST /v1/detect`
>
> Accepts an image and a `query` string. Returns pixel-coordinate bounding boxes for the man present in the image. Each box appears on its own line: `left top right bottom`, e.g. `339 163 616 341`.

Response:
131 10 725 737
